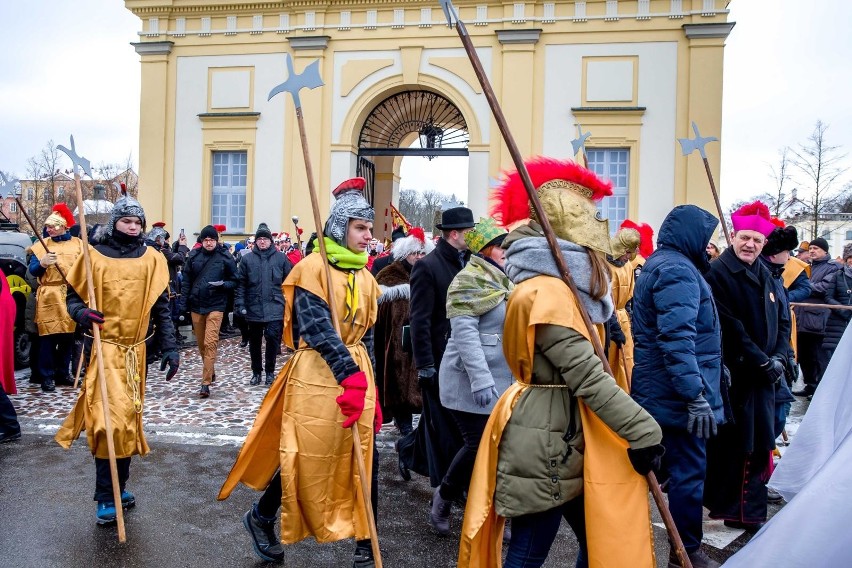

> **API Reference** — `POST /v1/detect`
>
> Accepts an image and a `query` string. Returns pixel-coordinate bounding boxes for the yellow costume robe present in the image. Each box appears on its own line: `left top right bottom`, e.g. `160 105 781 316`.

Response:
55 248 169 459
219 252 380 544
607 261 636 391
783 257 810 358
31 237 85 335
459 276 654 568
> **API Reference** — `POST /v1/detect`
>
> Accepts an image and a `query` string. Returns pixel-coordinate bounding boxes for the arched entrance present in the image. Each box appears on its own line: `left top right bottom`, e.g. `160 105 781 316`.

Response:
356 90 469 237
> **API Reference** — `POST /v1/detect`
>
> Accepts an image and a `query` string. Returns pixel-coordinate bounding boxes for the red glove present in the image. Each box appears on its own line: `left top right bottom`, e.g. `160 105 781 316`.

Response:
336 371 367 428
374 388 384 434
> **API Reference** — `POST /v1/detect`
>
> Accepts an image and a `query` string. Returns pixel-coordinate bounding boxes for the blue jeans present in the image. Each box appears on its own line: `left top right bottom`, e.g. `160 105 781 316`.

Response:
660 426 706 554
504 495 588 568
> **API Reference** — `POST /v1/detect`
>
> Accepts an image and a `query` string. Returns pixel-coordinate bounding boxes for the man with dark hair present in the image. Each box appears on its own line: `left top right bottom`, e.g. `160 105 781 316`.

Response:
404 207 473 518
235 222 292 387
179 224 238 398
704 201 790 533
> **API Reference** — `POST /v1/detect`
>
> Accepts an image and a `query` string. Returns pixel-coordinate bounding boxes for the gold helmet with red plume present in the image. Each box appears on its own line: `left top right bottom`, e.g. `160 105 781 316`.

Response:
44 203 76 229
491 157 613 254
620 219 654 259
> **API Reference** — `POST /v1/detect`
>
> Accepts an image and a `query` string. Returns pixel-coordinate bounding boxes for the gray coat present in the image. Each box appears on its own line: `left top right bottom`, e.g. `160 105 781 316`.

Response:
439 300 513 414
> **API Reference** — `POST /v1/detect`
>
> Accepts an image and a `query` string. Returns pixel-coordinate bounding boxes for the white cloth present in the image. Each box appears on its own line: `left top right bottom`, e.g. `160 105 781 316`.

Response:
722 323 852 567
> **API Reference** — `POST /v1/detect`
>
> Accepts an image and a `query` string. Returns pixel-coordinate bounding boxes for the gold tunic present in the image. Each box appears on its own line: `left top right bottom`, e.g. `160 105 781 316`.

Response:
31 237 86 335
607 260 636 391
219 252 380 544
54 248 169 459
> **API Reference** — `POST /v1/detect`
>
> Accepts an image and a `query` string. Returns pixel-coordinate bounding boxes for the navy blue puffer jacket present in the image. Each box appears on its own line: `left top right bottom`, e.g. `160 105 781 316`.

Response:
631 205 725 429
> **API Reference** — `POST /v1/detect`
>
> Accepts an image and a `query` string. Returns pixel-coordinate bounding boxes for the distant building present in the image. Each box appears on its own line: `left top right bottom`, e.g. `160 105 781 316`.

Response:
791 213 852 259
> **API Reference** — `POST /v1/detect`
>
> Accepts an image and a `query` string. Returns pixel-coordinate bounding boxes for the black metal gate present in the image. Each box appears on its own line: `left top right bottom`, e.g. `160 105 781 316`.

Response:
357 156 376 206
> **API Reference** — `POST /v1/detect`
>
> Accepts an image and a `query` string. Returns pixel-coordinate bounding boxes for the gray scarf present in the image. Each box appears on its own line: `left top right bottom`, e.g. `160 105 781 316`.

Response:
505 235 614 323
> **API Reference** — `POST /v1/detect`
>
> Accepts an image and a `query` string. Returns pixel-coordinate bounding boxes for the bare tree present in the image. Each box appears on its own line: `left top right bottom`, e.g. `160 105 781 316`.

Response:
766 147 795 218
790 121 849 237
397 188 453 231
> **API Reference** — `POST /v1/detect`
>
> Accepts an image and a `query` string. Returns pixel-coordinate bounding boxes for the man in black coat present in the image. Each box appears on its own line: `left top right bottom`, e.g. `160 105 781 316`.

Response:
703 202 790 532
179 224 238 398
401 207 473 497
235 223 292 387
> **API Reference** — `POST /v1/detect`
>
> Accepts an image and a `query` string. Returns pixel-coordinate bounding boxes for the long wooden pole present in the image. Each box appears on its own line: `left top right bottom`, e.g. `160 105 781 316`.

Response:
444 9 691 567
703 157 732 247
13 196 70 286
294 107 383 567
70 172 126 542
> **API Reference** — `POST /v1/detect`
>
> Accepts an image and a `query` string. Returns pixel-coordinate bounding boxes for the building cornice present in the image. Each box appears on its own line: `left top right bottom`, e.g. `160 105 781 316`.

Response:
132 41 174 55
496 29 541 45
288 35 331 50
682 22 736 39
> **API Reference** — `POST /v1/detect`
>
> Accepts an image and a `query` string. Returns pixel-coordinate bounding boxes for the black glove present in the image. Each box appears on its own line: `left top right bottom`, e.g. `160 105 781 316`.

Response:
77 308 105 330
785 356 799 384
627 444 665 475
160 351 180 381
608 315 626 348
686 394 717 439
208 280 224 288
417 366 437 389
761 357 785 385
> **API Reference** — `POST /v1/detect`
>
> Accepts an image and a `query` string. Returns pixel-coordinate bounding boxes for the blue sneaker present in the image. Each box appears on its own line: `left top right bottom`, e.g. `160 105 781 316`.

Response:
121 490 136 509
96 501 117 525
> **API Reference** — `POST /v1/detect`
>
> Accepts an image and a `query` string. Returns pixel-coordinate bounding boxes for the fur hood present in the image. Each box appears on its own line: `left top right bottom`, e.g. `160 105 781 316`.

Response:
376 260 411 304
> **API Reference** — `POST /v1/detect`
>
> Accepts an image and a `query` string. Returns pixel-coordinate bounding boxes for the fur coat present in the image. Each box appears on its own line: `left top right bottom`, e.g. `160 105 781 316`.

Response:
374 260 422 415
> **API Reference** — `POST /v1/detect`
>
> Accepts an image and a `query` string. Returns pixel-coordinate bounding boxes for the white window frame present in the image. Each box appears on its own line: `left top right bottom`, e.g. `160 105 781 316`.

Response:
587 148 629 234
211 151 247 233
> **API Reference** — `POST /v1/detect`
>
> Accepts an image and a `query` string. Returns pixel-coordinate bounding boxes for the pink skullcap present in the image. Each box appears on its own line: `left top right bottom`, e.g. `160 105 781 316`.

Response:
730 201 776 237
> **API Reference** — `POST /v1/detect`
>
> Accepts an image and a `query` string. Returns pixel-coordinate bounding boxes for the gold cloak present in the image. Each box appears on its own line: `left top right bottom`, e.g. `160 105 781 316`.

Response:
458 276 654 568
31 237 86 335
219 252 380 544
607 261 636 392
783 256 810 358
54 248 169 459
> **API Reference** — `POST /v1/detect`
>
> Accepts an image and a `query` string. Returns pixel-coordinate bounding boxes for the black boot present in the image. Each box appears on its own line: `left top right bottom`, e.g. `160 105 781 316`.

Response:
41 378 56 392
250 373 262 386
243 503 285 562
352 540 375 568
265 372 275 386
429 486 452 536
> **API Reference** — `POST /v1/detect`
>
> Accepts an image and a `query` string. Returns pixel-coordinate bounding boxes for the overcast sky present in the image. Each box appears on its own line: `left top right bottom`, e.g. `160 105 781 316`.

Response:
2 1 850 209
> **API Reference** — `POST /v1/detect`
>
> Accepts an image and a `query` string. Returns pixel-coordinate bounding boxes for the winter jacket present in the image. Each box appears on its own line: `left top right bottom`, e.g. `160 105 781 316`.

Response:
179 245 238 315
795 256 839 334
234 245 292 323
439 257 513 415
631 205 725 429
824 267 852 352
705 247 790 453
409 238 470 370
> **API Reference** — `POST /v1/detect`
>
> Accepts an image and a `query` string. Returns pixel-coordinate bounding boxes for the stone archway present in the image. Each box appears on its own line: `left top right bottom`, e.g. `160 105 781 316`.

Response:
356 90 470 238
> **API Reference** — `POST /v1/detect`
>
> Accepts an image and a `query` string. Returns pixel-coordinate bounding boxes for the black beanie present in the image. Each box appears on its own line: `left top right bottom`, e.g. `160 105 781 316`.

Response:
809 237 829 254
199 225 219 242
255 223 272 240
762 226 799 257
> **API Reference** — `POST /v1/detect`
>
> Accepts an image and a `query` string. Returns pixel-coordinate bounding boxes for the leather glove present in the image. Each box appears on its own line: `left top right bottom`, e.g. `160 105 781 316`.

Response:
336 371 367 428
159 351 180 381
785 356 799 384
76 308 105 330
374 387 384 434
472 385 499 408
208 280 224 288
686 394 717 439
608 315 626 348
39 253 58 267
417 366 437 389
627 444 665 475
761 357 785 385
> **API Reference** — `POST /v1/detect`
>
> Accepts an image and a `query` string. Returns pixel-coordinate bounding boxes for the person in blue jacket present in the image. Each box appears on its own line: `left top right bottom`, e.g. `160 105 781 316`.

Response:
632 205 725 568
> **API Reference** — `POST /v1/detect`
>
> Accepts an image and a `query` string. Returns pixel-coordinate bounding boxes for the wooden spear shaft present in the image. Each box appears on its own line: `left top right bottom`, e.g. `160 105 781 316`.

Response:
13 196 70 285
446 13 692 568
703 157 732 247
294 106 383 568
70 171 126 542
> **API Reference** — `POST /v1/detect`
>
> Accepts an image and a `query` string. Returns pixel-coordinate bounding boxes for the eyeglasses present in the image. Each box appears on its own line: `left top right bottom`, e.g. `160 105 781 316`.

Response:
202 238 217 243
410 251 427 257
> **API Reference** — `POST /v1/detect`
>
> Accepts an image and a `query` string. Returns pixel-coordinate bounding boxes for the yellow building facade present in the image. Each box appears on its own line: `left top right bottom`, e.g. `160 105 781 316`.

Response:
125 0 734 240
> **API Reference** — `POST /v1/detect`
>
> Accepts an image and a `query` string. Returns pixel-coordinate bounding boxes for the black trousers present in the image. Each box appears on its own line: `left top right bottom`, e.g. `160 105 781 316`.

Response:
0 383 20 438
37 332 74 381
440 409 489 500
257 437 380 523
94 457 131 502
798 332 828 388
247 320 283 374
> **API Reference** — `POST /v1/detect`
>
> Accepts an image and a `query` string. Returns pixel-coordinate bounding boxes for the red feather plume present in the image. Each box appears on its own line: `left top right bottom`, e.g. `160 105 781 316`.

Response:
408 227 426 244
213 224 227 233
620 219 655 258
770 217 786 228
490 157 613 227
52 203 76 227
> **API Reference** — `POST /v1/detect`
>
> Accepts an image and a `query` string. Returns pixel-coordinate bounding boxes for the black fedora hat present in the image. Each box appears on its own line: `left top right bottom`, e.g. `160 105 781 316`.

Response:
435 207 475 230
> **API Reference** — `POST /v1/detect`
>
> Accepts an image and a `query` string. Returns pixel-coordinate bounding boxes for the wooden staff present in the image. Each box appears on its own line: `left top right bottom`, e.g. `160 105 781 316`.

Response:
270 57 382 566
291 215 303 253
13 196 70 286
791 302 852 311
439 3 691 566
58 138 127 542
